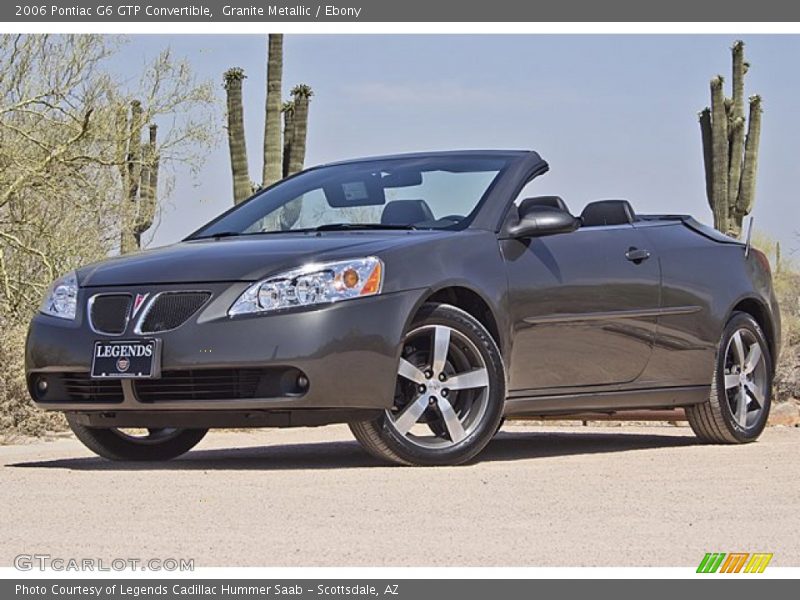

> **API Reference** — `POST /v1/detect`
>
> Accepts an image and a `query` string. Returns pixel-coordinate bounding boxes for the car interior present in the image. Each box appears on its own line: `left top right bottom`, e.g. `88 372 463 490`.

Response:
380 199 435 226
517 196 638 228
378 194 638 230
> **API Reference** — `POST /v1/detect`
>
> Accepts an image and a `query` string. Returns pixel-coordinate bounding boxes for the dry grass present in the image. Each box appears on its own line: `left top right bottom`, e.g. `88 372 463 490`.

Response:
752 234 799 402
773 268 800 402
0 323 66 436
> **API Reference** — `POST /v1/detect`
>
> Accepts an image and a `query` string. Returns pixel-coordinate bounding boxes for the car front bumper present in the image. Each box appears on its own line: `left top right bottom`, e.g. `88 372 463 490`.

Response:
26 283 424 413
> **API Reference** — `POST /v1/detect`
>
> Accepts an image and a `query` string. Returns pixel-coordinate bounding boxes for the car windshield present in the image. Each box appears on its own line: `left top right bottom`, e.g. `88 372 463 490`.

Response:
190 155 511 238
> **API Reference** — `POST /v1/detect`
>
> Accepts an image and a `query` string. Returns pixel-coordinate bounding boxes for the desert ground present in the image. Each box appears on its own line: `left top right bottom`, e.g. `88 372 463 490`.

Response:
1 423 799 567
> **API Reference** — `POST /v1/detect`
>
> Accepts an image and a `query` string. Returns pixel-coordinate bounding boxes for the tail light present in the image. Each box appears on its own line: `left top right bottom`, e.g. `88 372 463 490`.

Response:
751 247 772 277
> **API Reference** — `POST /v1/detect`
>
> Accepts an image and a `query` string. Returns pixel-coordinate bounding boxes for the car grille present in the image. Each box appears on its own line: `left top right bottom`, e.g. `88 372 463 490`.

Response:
134 369 266 402
89 294 131 335
61 373 125 403
138 292 211 334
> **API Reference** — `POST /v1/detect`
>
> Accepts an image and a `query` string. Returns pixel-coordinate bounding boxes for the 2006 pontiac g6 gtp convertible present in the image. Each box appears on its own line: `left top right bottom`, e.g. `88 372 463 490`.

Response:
27 150 781 465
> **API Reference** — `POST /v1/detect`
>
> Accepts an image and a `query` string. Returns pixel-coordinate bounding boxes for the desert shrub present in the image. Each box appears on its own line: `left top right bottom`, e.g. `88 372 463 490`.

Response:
753 235 800 402
773 268 800 402
0 35 217 436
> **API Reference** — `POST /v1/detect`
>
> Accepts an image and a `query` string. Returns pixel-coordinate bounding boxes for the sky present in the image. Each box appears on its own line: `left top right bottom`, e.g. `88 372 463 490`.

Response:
106 35 800 254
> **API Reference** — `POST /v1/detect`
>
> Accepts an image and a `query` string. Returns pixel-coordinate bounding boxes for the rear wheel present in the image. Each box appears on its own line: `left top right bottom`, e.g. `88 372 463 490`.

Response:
686 312 772 444
66 414 207 461
349 303 505 466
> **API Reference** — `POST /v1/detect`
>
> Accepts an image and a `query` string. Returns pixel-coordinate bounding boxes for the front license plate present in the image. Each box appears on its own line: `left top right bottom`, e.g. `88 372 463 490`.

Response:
91 339 161 379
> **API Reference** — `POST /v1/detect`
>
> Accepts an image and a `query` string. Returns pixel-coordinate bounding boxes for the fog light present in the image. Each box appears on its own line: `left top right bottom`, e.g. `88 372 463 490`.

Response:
297 375 309 390
36 378 48 395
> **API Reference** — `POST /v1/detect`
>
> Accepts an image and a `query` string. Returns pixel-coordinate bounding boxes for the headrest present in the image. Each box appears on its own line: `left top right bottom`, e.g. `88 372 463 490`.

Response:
580 200 636 227
381 199 434 226
518 196 570 214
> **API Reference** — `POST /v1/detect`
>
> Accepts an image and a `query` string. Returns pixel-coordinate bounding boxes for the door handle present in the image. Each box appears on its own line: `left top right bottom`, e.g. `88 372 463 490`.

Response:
625 247 651 263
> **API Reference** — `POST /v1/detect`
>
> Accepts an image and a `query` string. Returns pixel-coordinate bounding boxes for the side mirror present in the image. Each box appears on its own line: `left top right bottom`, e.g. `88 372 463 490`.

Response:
507 205 580 238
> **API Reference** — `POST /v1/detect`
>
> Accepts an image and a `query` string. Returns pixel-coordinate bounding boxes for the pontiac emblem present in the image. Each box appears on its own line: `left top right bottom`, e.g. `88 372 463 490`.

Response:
132 293 149 317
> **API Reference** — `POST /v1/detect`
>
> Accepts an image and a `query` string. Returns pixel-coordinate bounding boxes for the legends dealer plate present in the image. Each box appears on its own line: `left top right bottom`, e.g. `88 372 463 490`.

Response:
91 339 161 379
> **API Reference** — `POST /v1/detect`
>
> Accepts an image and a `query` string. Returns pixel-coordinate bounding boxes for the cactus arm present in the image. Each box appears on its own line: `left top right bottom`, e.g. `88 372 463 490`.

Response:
262 34 283 187
223 67 251 204
279 85 313 230
126 100 143 204
286 84 312 177
120 100 144 254
737 94 762 218
148 124 160 220
710 76 730 233
134 124 159 244
114 103 129 186
699 108 714 210
727 115 746 235
731 40 745 119
282 100 294 179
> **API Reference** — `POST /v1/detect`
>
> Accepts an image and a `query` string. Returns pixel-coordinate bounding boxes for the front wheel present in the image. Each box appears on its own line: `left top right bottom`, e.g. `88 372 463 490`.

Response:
66 414 208 461
686 312 773 444
349 303 506 466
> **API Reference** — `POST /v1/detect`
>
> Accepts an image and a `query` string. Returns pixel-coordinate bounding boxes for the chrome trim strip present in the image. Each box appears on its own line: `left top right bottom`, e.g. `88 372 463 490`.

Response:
523 305 702 325
87 293 132 336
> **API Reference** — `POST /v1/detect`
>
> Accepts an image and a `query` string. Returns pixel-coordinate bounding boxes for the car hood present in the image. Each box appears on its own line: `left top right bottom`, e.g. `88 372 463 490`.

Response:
77 231 450 287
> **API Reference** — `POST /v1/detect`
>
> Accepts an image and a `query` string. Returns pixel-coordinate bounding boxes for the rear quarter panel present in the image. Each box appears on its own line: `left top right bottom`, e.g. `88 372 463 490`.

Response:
637 221 779 386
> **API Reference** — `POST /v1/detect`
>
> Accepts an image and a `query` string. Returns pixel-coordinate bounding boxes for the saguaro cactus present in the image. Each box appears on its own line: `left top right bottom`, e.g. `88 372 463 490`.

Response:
281 100 295 179
224 67 251 204
286 84 313 177
275 85 313 230
262 34 284 187
699 40 763 238
118 101 161 254
223 36 315 217
135 124 160 247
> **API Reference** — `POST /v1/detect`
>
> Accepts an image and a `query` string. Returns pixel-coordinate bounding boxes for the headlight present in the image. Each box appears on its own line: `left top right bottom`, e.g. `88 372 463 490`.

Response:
40 271 78 320
229 257 384 316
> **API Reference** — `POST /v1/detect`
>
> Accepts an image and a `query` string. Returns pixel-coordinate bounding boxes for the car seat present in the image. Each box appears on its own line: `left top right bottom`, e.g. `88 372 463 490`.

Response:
381 199 435 226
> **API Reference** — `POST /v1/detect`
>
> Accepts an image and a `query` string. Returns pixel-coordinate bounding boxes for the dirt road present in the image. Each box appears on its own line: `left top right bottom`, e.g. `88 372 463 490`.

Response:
2 424 799 567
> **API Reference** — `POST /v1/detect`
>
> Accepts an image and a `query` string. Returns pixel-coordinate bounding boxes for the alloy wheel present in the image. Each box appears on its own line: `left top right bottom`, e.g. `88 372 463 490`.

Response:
723 328 768 430
387 324 490 448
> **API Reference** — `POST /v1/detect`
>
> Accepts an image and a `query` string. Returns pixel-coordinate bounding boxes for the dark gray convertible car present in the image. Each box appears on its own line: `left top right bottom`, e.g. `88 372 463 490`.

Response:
27 150 781 465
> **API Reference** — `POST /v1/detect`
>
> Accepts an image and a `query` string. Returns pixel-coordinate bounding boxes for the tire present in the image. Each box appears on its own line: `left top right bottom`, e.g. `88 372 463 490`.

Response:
66 414 208 461
686 312 773 444
349 303 506 466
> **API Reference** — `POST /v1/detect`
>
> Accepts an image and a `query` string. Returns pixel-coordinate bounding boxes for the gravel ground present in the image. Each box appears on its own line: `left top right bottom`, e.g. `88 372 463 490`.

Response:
1 423 799 567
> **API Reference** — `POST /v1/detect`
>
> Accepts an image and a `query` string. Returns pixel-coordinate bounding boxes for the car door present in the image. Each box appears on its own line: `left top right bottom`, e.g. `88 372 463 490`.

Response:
502 223 661 391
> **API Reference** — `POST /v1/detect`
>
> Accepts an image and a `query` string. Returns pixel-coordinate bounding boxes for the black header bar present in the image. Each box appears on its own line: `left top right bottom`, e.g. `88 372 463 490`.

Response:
4 0 800 23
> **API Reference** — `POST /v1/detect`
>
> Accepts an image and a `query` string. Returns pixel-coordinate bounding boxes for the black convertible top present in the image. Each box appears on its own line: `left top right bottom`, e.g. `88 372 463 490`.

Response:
319 149 534 168
639 214 744 245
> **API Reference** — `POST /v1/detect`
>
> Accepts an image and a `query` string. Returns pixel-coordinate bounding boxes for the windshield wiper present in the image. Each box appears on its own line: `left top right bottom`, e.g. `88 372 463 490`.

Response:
312 223 417 231
191 223 418 240
191 231 243 240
